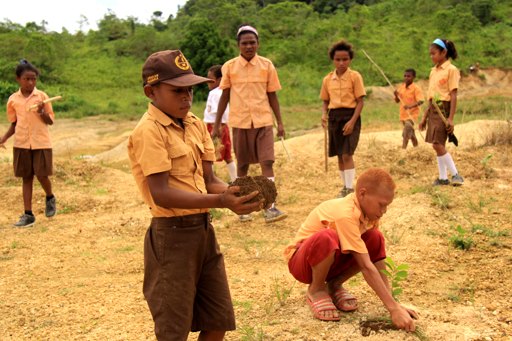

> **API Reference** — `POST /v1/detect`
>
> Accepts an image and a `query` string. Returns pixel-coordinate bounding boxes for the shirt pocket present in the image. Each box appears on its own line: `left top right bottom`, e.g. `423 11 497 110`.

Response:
167 143 194 175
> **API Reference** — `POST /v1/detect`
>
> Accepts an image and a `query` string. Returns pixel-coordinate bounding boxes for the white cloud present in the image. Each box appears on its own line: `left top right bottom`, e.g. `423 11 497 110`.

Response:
1 0 187 33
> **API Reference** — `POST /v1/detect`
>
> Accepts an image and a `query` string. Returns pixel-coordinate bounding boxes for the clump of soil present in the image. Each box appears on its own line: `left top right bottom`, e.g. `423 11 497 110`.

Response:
229 176 277 207
359 319 398 336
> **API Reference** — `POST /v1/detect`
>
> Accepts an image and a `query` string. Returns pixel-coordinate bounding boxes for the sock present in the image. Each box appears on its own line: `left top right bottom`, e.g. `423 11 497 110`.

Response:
437 156 448 180
441 153 458 176
344 169 355 189
339 170 345 187
46 194 54 201
226 162 237 182
25 210 34 216
267 177 276 209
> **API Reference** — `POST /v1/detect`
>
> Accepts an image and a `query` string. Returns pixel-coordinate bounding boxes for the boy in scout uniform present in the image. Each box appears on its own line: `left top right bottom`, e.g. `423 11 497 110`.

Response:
212 24 287 223
127 50 262 341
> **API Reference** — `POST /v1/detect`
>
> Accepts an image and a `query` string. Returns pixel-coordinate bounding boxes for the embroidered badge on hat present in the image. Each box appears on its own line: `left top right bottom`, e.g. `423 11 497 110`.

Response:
142 50 212 87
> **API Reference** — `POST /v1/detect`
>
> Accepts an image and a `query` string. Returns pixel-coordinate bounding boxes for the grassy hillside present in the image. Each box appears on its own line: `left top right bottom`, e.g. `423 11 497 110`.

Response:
0 0 511 129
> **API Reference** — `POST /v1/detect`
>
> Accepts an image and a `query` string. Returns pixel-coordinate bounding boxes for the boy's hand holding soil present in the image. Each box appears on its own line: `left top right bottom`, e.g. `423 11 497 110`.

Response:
228 176 277 210
220 185 264 215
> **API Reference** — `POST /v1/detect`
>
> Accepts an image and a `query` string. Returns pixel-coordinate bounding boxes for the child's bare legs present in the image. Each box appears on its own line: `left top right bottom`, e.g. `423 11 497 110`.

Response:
198 330 225 341
327 264 359 311
432 142 446 156
308 251 340 320
36 175 53 197
259 160 274 178
22 176 34 211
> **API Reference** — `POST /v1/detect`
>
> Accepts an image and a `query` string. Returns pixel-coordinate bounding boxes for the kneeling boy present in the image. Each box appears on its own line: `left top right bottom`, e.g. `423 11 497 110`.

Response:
284 168 417 332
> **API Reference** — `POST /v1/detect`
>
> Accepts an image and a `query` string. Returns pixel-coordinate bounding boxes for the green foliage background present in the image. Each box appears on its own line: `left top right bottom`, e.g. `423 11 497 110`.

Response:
0 0 510 122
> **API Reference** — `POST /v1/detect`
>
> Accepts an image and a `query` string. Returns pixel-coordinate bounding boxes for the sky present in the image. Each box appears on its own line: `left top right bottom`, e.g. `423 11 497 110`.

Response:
1 0 188 33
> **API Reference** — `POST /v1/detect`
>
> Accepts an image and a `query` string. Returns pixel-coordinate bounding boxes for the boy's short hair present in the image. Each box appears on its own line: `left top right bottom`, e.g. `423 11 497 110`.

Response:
16 59 39 77
405 68 416 77
356 168 396 193
328 40 354 60
142 50 212 87
208 65 223 79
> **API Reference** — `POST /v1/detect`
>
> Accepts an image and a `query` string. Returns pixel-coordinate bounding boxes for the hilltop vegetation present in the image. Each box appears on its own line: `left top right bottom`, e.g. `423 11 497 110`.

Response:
0 0 511 119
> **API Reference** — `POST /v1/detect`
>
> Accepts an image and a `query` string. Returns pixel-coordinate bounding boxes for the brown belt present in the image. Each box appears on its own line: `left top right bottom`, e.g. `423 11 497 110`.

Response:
152 213 211 227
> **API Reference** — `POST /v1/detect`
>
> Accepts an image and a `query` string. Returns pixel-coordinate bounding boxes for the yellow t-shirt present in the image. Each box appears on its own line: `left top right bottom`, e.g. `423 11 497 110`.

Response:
127 103 216 217
427 60 460 101
220 54 281 129
284 193 379 260
7 88 55 149
320 68 366 109
396 82 424 121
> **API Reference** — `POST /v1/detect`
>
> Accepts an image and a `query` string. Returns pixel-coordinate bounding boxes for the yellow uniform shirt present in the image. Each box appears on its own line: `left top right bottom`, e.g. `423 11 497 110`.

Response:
427 60 460 101
396 82 424 121
220 54 281 129
7 88 55 149
284 193 379 260
127 103 216 217
320 68 366 109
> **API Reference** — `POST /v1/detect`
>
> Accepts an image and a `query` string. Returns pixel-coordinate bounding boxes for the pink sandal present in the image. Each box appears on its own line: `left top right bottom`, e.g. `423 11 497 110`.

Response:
331 288 358 312
306 295 341 321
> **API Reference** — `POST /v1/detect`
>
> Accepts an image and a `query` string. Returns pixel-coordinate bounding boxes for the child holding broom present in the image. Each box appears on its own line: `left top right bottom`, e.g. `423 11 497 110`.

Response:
394 68 424 149
0 59 57 227
320 40 366 198
418 38 464 186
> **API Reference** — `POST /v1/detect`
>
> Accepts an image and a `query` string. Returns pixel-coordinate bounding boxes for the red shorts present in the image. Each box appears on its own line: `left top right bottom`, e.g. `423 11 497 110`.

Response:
206 123 232 162
288 228 386 284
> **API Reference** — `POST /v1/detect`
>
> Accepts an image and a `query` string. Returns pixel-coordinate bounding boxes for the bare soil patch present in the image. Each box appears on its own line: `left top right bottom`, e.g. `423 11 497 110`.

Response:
1 114 511 339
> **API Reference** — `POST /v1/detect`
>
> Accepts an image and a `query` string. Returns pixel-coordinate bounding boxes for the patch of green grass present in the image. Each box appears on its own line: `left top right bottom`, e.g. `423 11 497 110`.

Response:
209 208 224 220
431 189 451 210
233 300 253 313
471 224 509 238
272 276 295 306
116 245 134 253
449 225 473 250
239 325 265 341
467 195 495 213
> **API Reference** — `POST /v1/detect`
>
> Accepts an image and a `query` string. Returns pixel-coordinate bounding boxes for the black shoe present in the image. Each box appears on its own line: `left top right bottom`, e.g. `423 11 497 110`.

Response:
13 214 36 227
45 196 57 217
432 178 450 186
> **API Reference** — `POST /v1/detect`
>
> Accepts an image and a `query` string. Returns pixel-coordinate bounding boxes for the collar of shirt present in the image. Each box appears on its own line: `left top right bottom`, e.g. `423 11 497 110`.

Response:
14 87 38 100
146 102 197 128
434 59 452 71
348 192 377 228
238 53 259 67
330 67 352 81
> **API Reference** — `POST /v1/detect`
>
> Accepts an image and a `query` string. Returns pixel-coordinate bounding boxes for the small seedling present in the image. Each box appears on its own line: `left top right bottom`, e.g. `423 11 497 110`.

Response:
449 225 473 250
380 257 409 301
272 276 295 306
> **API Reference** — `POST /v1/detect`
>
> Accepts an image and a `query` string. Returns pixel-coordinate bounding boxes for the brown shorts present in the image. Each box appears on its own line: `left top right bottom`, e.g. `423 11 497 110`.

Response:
13 148 53 178
143 213 235 340
328 108 361 157
232 126 274 165
425 101 450 144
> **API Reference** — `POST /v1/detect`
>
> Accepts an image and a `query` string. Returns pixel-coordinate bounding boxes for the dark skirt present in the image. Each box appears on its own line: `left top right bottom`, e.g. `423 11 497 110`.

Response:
328 108 361 157
425 101 450 144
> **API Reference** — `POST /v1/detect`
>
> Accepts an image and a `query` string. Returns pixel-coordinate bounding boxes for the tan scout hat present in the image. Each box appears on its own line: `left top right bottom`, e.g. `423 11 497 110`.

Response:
142 50 212 86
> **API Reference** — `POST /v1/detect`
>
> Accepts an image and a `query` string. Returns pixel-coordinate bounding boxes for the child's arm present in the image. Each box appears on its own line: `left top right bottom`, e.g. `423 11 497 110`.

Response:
146 170 262 215
342 96 364 136
393 90 400 103
267 92 285 138
0 122 16 147
213 89 230 139
418 99 431 131
352 252 418 332
321 100 329 129
37 103 54 125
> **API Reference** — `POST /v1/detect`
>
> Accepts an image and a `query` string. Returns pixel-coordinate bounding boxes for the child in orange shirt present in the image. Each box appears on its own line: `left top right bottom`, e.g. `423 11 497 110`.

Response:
393 68 424 149
419 38 464 186
320 40 366 198
285 168 418 331
0 60 57 227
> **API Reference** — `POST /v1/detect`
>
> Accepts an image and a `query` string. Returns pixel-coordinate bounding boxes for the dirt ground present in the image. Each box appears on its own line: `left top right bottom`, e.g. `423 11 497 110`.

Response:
1 71 511 340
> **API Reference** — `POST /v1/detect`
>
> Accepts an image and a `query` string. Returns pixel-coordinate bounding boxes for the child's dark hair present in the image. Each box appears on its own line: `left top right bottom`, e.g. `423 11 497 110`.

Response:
236 23 259 43
15 59 39 78
405 68 416 77
208 65 223 79
431 39 458 60
328 40 354 60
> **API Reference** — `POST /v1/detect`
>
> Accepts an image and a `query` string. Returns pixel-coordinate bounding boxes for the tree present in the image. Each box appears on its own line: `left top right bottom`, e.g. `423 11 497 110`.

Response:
180 17 234 100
